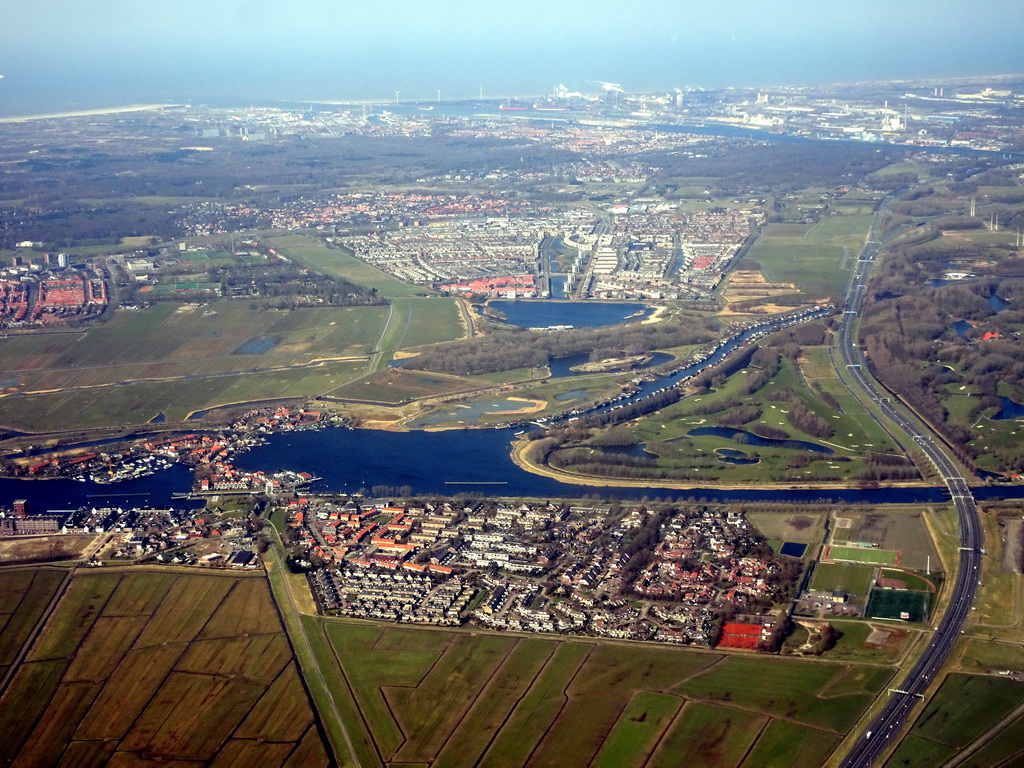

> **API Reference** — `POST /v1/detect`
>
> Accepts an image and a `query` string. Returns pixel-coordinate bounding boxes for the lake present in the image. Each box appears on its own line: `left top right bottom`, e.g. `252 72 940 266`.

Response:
6 426 1024 514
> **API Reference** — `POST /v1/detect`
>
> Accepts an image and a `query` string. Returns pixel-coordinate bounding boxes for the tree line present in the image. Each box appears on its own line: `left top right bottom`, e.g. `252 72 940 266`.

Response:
407 317 718 376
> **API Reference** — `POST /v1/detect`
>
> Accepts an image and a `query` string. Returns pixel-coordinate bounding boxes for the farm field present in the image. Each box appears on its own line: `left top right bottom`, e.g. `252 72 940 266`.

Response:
843 510 940 572
0 568 67 679
0 358 367 430
744 220 855 301
315 621 893 768
747 512 823 544
0 301 387 389
0 568 329 768
0 299 387 430
386 297 466 351
0 534 96 564
335 367 482 404
267 233 424 297
885 673 1024 767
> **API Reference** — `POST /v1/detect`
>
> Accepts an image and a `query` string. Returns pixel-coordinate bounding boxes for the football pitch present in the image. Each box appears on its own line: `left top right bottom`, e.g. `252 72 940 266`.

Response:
825 545 899 566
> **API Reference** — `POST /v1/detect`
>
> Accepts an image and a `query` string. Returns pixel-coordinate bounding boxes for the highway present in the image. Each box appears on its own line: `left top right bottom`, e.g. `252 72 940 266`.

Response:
837 208 984 767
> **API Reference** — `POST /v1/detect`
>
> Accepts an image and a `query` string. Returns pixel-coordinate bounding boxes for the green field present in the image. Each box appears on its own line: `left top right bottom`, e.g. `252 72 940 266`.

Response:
310 622 892 768
0 299 385 429
337 368 480 404
267 233 424 297
809 562 875 595
886 674 1024 767
953 707 1024 768
387 297 465 350
826 545 899 565
746 513 823 544
745 220 856 301
0 569 329 767
865 588 929 622
0 569 67 679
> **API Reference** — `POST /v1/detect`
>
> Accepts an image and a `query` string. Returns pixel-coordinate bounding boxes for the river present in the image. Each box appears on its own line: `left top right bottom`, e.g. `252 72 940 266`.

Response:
6 425 1024 513
6 307 1024 513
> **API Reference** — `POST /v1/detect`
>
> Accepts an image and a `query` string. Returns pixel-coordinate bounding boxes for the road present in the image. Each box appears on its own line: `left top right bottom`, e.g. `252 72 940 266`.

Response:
836 207 984 767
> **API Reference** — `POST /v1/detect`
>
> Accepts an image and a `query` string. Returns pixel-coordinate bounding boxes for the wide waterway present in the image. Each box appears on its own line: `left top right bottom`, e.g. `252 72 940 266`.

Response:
6 307 1024 512
5 426 1024 514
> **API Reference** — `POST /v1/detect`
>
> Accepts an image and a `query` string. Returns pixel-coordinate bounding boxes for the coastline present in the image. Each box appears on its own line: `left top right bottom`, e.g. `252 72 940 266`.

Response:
0 104 184 123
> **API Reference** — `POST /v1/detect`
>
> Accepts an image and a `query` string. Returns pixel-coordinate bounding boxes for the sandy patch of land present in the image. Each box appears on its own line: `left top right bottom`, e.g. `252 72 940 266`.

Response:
640 305 669 324
0 104 183 123
720 270 800 313
489 397 546 416
719 303 801 317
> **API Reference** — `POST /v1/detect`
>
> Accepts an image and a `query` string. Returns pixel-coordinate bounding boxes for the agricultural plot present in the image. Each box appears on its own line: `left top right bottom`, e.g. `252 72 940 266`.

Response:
0 534 96 564
747 513 823 544
886 674 1024 767
268 233 424 297
0 569 329 768
388 298 466 349
0 357 367 430
0 299 387 430
336 368 480 404
318 622 891 768
952 707 1024 768
0 568 66 678
744 222 849 301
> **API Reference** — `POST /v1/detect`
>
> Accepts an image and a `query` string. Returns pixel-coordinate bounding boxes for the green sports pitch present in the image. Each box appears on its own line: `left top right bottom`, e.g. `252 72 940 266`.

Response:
866 588 929 623
824 545 899 566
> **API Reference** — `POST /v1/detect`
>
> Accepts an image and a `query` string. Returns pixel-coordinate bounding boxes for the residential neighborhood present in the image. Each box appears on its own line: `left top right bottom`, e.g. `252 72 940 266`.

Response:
281 495 797 649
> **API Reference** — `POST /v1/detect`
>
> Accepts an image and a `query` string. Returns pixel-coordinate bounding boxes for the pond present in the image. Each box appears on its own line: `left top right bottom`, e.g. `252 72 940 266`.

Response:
989 294 1010 312
951 320 972 339
993 396 1024 421
687 426 834 454
716 448 759 465
233 337 281 355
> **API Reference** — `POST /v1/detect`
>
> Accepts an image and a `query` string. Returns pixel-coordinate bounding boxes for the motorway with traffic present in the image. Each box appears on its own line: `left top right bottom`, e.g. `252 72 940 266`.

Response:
837 207 985 767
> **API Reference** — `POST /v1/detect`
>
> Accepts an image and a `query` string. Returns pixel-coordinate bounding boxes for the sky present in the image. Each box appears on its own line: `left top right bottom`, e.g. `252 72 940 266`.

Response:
2 0 1023 111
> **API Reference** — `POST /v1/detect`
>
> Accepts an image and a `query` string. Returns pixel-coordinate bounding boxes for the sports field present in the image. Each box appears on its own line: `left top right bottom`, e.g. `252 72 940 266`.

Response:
824 545 899 565
865 588 929 622
0 569 329 767
312 621 892 768
809 562 875 595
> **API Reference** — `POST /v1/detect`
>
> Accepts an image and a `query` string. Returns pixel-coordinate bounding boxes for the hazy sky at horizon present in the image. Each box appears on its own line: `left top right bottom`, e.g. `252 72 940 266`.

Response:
2 0 1023 108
